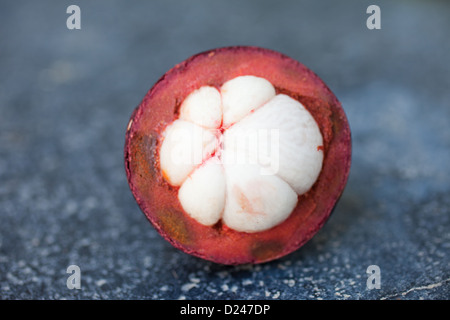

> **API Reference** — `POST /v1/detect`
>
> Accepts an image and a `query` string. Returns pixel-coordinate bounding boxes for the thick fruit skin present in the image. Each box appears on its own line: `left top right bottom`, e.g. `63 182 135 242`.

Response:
124 46 351 265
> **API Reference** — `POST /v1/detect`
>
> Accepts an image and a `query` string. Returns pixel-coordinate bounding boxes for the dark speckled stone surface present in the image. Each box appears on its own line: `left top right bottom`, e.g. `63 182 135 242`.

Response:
0 0 449 300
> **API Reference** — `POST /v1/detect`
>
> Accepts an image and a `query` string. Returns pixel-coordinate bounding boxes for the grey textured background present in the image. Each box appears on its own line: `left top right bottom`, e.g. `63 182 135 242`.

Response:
0 0 449 300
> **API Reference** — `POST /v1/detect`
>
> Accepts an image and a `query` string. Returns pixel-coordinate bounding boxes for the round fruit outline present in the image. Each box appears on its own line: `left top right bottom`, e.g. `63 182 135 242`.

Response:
124 46 351 265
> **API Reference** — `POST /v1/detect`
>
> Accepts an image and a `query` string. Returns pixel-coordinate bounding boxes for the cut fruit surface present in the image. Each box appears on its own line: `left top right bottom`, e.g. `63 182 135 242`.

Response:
125 46 352 265
160 77 324 233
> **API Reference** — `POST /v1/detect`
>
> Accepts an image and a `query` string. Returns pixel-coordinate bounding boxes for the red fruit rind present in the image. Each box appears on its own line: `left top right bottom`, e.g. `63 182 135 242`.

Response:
124 46 351 265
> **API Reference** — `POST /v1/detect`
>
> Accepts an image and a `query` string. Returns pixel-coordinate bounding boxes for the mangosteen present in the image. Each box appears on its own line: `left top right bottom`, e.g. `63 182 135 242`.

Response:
124 46 351 265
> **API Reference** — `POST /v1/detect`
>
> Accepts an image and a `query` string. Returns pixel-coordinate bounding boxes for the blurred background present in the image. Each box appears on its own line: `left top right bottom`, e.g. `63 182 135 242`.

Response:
0 0 449 299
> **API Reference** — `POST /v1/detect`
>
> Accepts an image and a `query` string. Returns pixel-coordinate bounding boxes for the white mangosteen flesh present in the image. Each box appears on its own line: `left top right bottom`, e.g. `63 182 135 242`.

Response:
159 75 324 233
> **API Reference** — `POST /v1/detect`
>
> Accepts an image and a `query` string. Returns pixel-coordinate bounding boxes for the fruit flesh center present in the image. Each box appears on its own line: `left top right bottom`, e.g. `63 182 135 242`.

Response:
159 75 324 233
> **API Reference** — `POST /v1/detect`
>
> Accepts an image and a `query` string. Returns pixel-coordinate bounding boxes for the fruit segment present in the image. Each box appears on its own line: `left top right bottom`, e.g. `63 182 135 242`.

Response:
159 76 324 233
179 86 222 129
221 75 276 127
224 94 323 194
159 119 218 186
178 156 225 226
222 163 298 233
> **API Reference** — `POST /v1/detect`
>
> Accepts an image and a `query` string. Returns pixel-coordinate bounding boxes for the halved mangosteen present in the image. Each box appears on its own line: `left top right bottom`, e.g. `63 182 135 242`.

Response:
124 46 351 265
